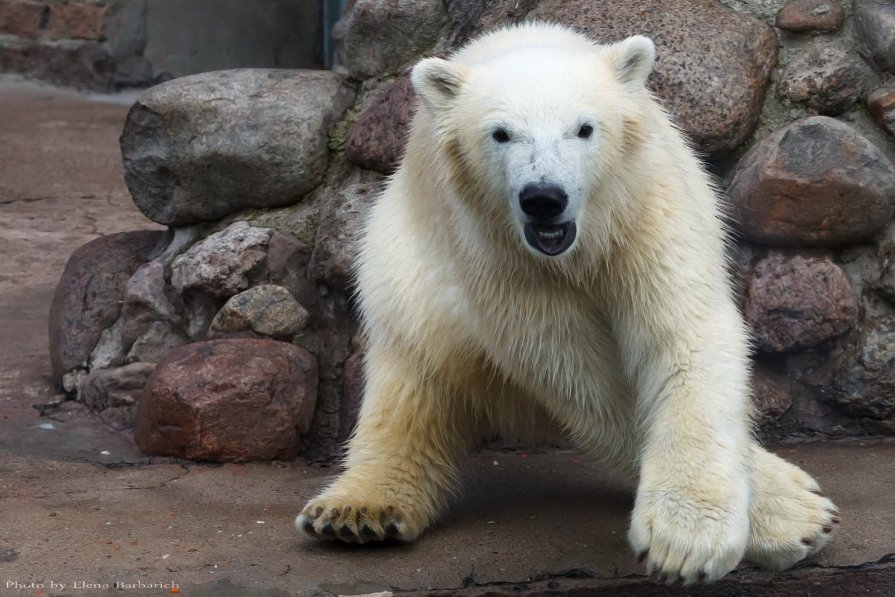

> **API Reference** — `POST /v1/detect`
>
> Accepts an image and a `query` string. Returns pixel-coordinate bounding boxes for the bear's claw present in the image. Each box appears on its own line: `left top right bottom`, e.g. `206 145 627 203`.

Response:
296 499 415 543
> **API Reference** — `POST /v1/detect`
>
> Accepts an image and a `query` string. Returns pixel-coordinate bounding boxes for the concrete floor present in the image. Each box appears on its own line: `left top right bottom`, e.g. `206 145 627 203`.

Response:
0 80 893 597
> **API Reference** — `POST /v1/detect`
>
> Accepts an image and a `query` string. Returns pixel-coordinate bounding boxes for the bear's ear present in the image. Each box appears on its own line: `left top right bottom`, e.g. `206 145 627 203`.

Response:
608 35 656 86
411 57 468 113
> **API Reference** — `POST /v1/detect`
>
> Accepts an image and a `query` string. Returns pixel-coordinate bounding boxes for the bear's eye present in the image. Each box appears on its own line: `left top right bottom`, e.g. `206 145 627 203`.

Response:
492 128 511 143
577 124 594 139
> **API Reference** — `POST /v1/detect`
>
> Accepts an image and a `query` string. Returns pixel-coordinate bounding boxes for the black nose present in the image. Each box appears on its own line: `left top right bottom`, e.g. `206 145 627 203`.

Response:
519 183 568 220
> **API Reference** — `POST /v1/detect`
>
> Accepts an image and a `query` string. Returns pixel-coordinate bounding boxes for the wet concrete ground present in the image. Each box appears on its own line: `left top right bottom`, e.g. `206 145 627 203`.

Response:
0 80 893 596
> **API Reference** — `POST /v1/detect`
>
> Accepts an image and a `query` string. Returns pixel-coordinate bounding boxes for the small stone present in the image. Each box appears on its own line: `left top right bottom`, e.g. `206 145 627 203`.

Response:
47 1 108 40
528 0 778 154
126 320 189 364
777 44 873 114
854 0 895 74
345 71 416 174
209 285 309 339
868 87 895 135
743 254 858 353
0 0 44 39
829 316 895 420
121 260 180 348
121 70 356 225
49 231 165 388
776 0 844 32
728 116 895 246
752 369 793 425
344 0 447 80
79 363 156 430
308 182 381 290
134 339 318 462
171 222 273 298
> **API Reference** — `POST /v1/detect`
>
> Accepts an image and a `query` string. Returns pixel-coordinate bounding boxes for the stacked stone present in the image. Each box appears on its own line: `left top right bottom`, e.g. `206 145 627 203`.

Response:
49 0 895 464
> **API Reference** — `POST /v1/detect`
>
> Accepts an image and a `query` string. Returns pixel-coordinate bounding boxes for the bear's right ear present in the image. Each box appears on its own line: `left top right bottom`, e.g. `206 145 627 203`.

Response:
411 57 468 113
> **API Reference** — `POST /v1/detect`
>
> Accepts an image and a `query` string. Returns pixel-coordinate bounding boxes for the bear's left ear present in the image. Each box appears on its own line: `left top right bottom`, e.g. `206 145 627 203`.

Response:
608 35 656 86
411 57 468 113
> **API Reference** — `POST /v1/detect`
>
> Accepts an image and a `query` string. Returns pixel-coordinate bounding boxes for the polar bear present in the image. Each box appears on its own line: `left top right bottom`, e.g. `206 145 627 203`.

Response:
297 23 839 584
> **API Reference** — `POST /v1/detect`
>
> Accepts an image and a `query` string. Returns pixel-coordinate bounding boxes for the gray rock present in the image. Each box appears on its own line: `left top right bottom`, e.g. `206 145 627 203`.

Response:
209 285 309 339
528 0 778 154
126 320 189 364
854 0 895 73
777 44 874 115
743 254 858 352
344 0 447 80
121 69 356 225
171 222 272 298
48 231 165 388
876 223 895 303
445 0 541 46
88 318 126 373
729 116 895 246
308 182 380 290
830 316 895 420
79 362 156 430
121 260 180 348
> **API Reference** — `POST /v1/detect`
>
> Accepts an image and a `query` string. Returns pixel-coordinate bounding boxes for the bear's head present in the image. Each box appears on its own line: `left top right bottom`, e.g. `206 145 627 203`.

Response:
410 24 656 259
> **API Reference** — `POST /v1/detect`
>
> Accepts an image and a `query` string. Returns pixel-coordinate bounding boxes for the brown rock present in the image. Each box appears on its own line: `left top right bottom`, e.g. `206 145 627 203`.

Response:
868 87 895 136
48 231 165 389
752 368 793 425
339 337 366 442
0 0 44 38
775 0 844 32
743 254 858 353
208 285 309 339
134 339 318 462
777 44 873 115
445 0 541 48
345 71 415 174
728 116 895 246
308 182 381 289
528 0 778 154
47 1 107 40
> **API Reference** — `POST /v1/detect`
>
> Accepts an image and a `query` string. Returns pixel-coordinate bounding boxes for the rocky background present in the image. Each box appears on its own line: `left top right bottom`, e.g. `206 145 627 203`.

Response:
46 0 895 463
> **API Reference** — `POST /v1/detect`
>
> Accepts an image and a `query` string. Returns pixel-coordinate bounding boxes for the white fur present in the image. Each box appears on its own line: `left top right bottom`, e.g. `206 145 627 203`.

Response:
296 23 838 584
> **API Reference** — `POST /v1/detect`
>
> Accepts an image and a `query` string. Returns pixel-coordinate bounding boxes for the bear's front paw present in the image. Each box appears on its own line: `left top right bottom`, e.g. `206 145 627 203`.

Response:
628 487 750 585
296 497 423 544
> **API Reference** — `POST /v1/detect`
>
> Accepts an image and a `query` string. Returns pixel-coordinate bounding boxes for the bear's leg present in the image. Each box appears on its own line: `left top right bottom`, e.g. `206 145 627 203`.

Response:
745 444 840 570
295 343 477 543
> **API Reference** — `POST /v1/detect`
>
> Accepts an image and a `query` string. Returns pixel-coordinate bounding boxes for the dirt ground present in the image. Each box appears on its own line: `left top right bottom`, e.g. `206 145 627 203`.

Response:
0 80 893 597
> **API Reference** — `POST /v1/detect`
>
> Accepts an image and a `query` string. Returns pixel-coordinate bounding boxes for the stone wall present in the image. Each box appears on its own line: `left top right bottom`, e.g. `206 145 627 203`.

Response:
0 0 321 89
47 0 895 463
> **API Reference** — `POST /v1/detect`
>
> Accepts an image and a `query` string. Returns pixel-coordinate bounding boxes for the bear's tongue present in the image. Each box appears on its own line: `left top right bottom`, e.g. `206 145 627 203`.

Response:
523 221 576 256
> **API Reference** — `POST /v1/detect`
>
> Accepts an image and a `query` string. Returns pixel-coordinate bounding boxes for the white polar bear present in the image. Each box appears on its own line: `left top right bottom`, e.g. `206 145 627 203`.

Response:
297 23 839 584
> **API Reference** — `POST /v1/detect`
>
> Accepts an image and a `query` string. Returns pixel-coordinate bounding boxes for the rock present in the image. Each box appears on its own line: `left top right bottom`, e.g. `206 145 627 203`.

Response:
743 254 858 352
126 321 189 364
868 87 895 135
308 182 380 290
445 0 541 47
49 231 165 389
777 44 873 114
266 231 315 305
121 260 180 348
171 222 273 298
829 316 895 419
528 0 778 154
344 0 447 80
47 0 108 40
752 368 793 425
88 318 126 373
121 69 356 225
876 224 895 302
775 0 844 32
854 0 895 73
79 363 156 430
134 339 318 462
0 0 44 38
728 116 895 246
345 71 415 174
209 285 309 339
339 338 366 442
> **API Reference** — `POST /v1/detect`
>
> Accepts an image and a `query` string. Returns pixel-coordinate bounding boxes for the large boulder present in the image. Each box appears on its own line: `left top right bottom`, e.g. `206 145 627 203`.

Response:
743 255 858 353
854 0 895 74
528 0 778 154
829 316 895 421
49 231 165 390
728 117 895 246
121 69 356 225
345 71 415 174
134 339 318 462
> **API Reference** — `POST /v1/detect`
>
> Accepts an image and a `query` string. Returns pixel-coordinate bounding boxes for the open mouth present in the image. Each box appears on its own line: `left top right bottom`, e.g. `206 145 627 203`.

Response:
523 221 577 256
